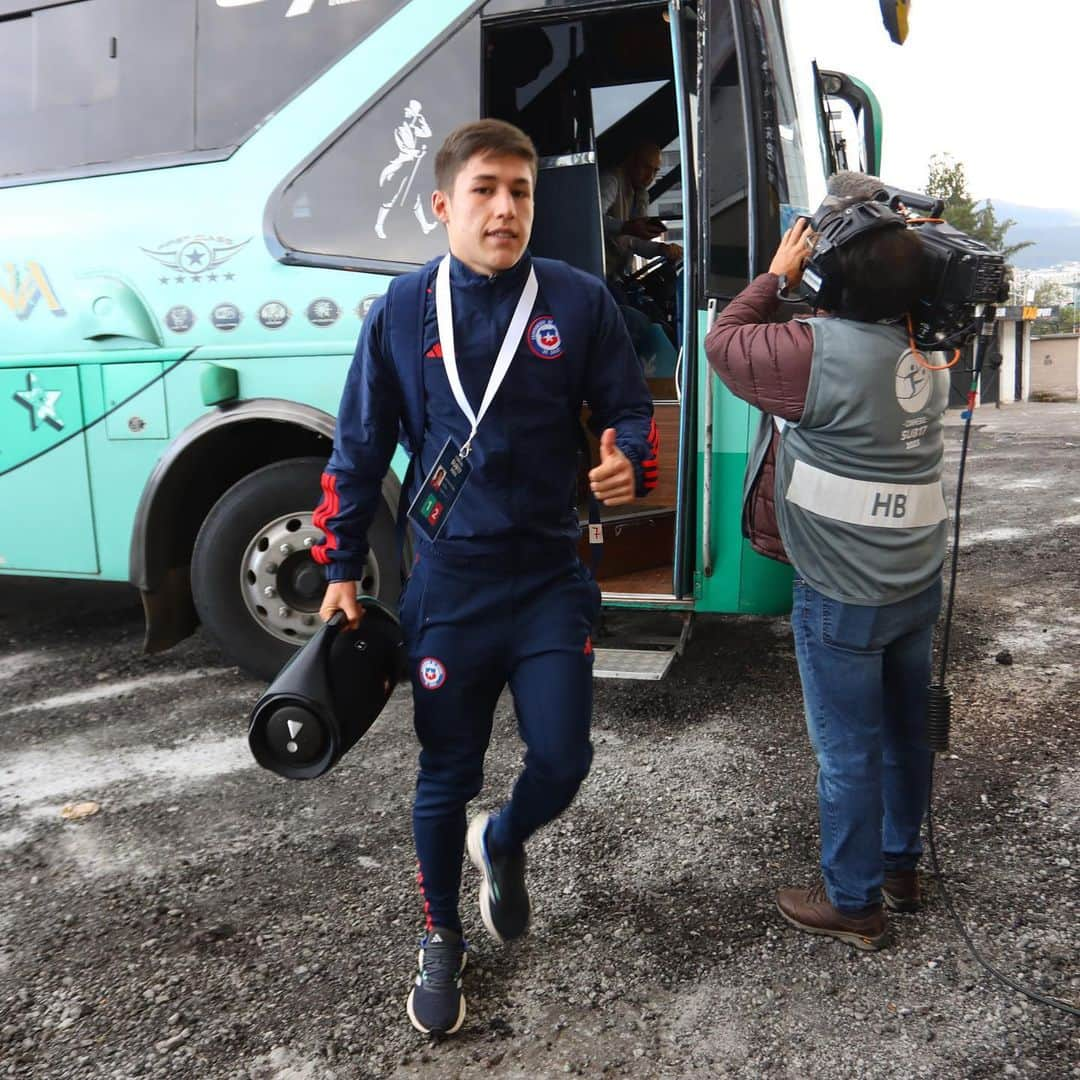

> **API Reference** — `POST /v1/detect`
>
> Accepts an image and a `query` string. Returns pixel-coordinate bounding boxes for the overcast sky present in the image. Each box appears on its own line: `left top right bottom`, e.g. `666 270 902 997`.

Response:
783 0 1077 211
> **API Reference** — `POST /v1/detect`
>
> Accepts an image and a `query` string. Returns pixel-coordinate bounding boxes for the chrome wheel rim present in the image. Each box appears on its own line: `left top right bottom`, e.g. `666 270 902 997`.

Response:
239 511 379 645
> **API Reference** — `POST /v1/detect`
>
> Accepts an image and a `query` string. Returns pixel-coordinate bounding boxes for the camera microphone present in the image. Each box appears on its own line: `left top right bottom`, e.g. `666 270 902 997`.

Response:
874 184 945 219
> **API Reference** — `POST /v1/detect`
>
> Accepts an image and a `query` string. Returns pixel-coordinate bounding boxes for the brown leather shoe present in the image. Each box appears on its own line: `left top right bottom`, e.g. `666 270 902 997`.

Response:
776 882 886 951
882 869 922 913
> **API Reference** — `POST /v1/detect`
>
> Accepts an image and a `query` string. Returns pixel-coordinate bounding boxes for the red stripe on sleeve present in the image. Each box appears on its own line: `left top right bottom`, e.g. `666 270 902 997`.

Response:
310 472 340 565
642 418 660 490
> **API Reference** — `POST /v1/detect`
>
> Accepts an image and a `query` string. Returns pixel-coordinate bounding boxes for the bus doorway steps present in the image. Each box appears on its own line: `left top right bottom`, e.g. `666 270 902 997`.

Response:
592 611 692 681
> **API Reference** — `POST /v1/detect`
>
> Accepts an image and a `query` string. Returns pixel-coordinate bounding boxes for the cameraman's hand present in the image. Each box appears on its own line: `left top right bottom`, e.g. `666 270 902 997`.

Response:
768 217 813 286
319 581 363 630
660 242 683 263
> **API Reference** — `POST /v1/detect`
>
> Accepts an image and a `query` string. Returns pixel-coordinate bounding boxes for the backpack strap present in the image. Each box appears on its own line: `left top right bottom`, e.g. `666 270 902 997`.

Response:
384 265 432 579
576 423 604 578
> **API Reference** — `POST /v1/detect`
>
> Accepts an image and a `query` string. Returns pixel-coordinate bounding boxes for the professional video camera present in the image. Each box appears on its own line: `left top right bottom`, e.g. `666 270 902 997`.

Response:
800 181 1009 350
875 184 1009 348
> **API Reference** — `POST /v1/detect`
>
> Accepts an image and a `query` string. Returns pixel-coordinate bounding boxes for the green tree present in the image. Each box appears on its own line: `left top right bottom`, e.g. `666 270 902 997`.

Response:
1033 281 1066 307
925 154 1032 263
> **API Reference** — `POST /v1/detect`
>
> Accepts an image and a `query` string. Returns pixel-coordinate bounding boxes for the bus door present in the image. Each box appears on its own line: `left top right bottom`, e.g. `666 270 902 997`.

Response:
696 0 810 617
1 358 98 574
485 2 691 613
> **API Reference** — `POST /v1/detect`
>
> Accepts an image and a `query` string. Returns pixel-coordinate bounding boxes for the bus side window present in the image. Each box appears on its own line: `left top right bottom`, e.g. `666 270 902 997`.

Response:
0 1 195 180
272 17 480 271
195 0 410 150
0 0 412 183
705 3 749 297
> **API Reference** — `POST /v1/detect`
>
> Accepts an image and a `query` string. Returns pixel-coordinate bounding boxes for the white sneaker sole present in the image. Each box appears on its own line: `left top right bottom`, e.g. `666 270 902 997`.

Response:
406 987 466 1035
466 813 506 944
405 943 467 1035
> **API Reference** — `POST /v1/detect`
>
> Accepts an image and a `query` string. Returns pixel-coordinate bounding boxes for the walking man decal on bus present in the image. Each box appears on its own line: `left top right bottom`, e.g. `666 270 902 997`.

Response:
374 99 439 240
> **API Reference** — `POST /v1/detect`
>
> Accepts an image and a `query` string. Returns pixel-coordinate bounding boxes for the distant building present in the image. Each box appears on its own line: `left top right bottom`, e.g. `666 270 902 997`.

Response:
1028 333 1080 401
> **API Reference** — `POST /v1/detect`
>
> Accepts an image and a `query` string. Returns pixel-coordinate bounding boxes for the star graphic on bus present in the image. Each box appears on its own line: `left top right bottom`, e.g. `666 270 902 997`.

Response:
14 373 64 431
140 234 250 282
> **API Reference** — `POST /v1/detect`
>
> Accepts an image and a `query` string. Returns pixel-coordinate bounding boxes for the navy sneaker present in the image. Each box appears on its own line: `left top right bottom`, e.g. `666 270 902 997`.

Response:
466 812 530 943
406 927 467 1035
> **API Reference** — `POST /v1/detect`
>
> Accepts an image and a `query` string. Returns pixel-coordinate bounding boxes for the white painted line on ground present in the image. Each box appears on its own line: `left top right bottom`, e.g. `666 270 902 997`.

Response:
997 477 1052 491
0 667 234 717
958 526 1032 547
0 732 251 828
0 651 48 680
0 825 30 851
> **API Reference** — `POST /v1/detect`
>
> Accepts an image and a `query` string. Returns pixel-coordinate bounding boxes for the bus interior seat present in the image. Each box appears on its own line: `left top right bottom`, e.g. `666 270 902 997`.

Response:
529 160 606 282
639 322 677 378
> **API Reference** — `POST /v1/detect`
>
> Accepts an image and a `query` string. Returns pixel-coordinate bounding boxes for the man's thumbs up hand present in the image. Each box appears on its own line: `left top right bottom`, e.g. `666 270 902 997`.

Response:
588 427 635 507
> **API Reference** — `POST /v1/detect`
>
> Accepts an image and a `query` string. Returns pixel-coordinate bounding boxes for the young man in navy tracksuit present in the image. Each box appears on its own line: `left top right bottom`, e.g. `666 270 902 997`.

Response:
313 119 658 1035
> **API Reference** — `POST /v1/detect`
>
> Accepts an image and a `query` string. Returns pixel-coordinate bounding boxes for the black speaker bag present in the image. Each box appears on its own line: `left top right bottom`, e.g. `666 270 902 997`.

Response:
248 602 404 780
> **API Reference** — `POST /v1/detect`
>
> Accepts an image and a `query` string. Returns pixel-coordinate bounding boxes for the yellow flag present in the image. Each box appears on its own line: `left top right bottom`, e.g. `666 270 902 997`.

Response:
879 0 911 45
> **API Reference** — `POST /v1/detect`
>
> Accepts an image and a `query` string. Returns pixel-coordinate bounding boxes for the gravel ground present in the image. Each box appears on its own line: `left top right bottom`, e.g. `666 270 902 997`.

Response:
1 402 1077 1079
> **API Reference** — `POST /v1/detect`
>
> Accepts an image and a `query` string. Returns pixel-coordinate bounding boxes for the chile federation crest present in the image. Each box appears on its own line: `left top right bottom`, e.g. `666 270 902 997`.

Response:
418 657 447 690
527 315 563 359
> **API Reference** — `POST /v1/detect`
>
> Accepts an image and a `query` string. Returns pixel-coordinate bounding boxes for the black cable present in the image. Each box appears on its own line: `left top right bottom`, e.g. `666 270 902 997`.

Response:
927 316 1080 1017
935 322 982 685
915 321 977 353
926 761 1080 1016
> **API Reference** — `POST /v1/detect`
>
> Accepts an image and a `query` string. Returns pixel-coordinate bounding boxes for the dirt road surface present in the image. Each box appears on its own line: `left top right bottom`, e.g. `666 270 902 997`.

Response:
1 402 1077 1079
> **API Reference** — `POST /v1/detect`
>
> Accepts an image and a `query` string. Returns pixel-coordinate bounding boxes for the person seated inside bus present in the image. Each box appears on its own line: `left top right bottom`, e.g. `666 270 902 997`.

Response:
599 140 682 377
600 140 682 279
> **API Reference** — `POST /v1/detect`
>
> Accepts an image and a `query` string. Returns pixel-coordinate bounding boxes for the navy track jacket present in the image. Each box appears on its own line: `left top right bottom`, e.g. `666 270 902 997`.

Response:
312 253 658 581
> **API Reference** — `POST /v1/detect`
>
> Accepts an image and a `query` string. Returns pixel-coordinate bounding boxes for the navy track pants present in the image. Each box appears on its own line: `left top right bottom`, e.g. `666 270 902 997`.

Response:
400 541 600 933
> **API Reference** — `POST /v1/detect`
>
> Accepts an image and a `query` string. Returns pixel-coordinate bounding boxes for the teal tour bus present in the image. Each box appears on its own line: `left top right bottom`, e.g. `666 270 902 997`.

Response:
0 0 906 679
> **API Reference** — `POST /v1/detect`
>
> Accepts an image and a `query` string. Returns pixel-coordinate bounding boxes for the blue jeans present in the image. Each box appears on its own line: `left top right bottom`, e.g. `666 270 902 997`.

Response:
791 577 942 911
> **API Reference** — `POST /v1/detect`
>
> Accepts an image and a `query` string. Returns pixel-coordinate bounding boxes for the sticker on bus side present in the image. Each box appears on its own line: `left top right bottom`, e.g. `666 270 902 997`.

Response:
141 235 250 285
2 263 66 321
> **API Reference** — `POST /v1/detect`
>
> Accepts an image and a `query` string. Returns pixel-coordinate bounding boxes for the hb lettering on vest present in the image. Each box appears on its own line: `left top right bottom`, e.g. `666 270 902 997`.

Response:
871 491 908 518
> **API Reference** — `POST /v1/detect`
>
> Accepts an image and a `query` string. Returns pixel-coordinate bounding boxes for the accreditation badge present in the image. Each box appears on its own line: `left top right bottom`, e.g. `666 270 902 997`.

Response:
406 437 472 542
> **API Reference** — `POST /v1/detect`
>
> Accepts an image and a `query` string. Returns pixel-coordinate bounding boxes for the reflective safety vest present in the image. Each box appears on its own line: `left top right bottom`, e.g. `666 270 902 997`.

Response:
773 316 950 605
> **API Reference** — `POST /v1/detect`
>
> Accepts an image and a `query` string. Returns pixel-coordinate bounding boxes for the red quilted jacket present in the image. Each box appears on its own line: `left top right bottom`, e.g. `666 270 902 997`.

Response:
703 273 816 564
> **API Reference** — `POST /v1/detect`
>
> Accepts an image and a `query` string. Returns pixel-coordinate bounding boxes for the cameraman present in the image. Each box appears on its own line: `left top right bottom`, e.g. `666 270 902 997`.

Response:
705 208 949 951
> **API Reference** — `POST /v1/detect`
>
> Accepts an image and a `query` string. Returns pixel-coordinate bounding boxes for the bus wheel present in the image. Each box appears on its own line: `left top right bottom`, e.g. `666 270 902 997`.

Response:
190 457 399 682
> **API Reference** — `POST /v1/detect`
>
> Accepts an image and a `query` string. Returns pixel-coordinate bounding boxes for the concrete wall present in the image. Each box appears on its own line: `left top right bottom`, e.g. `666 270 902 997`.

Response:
1029 334 1080 401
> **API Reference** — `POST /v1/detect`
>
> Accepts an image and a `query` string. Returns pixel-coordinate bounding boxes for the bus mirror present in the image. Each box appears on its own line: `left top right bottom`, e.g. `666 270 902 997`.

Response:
73 274 163 348
814 68 883 179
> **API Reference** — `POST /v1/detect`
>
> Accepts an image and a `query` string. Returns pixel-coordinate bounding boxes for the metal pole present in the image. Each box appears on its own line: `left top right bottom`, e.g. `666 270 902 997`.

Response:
702 298 718 578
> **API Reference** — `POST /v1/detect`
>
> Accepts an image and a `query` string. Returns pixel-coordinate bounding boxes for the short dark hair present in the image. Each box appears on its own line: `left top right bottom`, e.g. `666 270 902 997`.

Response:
434 119 538 193
834 225 925 323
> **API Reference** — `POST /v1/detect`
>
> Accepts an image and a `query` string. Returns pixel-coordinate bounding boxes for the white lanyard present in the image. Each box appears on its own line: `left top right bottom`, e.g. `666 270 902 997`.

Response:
435 253 538 457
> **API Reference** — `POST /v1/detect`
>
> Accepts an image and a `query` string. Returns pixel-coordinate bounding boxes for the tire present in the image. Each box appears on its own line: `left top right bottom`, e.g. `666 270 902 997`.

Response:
191 457 400 681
